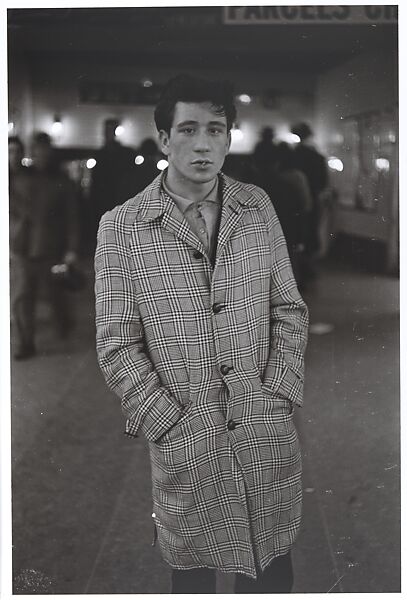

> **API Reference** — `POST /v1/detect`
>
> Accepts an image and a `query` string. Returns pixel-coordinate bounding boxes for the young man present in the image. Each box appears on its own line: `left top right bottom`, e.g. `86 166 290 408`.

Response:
95 75 308 594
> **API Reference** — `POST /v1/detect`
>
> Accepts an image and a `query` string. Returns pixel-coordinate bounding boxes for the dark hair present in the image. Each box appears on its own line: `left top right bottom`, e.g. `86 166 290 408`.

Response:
154 74 236 134
261 126 275 141
8 135 24 153
291 122 312 141
32 131 52 146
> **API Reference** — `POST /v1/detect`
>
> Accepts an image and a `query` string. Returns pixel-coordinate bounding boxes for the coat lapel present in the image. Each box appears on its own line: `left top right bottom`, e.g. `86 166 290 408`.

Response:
135 172 259 264
135 173 207 257
215 173 258 264
161 201 207 256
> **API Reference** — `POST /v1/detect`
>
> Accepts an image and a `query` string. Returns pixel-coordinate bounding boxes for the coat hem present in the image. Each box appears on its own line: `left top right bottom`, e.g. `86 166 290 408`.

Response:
160 556 258 580
159 548 293 581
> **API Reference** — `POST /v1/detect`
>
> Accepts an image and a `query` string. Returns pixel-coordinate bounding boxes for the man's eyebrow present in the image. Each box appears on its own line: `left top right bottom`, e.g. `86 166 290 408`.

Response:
175 120 227 128
176 120 198 128
208 121 227 128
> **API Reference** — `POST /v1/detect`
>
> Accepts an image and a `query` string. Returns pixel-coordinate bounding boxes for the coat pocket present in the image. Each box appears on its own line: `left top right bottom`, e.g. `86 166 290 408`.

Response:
261 393 294 416
154 401 193 446
274 365 304 407
262 354 304 407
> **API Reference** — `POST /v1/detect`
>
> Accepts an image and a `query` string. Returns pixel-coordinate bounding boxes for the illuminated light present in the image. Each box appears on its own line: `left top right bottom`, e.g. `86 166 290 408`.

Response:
115 125 124 137
52 120 63 135
375 158 390 172
388 133 396 143
8 122 14 133
157 159 169 171
142 79 153 88
281 133 301 144
86 158 97 169
238 94 252 105
135 155 145 165
231 128 244 143
22 157 33 167
51 263 68 275
328 157 344 172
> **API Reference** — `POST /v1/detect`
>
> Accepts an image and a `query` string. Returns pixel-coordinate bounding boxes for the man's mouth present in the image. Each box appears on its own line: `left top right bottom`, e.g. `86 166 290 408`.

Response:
192 159 213 166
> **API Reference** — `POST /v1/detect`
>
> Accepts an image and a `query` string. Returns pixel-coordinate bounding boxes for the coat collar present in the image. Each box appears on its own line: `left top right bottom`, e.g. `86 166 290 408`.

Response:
135 171 259 223
134 171 260 265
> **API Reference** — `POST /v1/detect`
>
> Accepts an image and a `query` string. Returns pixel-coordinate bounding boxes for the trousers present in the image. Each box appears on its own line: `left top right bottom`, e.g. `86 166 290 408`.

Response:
171 552 293 594
10 255 73 351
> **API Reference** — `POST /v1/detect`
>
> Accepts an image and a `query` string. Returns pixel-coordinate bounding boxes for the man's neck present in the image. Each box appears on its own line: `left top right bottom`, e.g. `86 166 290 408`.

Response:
165 169 218 203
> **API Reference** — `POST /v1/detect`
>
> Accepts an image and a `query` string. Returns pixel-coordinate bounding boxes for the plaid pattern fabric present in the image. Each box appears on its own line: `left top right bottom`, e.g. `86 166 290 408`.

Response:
94 172 309 579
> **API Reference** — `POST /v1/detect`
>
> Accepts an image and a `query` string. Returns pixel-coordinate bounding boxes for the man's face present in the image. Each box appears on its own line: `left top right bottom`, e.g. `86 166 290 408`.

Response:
159 102 231 186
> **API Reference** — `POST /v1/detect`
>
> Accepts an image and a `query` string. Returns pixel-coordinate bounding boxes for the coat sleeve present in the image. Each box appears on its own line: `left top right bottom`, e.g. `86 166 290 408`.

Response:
260 195 309 407
94 210 184 441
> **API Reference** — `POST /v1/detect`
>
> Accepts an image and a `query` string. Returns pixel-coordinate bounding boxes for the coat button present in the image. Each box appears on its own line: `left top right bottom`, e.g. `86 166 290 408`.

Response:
227 419 237 431
220 364 232 375
212 302 224 314
193 250 203 259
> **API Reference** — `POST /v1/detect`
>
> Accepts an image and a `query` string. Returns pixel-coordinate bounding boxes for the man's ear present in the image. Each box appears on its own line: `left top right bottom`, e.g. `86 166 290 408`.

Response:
158 130 170 156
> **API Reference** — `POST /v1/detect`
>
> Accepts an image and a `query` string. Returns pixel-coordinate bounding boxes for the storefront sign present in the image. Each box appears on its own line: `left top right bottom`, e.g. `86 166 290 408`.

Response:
223 5 397 25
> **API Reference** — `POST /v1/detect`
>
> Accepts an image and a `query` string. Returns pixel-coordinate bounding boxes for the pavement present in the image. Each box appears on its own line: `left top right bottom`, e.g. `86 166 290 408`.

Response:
9 259 400 594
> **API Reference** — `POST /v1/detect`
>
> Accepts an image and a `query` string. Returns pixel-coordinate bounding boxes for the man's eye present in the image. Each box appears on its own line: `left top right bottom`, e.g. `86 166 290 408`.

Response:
181 128 195 134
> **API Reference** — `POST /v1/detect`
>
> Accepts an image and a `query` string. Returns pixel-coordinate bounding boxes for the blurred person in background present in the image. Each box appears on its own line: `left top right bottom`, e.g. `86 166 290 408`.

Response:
119 137 162 199
95 74 308 594
252 126 279 188
9 135 33 359
263 142 313 291
9 132 80 359
135 137 162 192
291 122 329 281
90 118 135 241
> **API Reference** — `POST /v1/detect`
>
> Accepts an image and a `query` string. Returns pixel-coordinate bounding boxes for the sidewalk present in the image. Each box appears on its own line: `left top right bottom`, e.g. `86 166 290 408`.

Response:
10 261 400 593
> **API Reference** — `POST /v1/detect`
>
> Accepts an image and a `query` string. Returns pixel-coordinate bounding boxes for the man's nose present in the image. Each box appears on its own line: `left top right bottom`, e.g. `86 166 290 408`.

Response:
194 131 211 151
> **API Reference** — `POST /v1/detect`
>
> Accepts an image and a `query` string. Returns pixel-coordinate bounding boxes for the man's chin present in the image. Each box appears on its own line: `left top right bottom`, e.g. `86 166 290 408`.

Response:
189 170 219 184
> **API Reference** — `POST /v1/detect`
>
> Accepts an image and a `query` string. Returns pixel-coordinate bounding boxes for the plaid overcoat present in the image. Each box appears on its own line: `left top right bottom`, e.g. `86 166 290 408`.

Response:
94 172 309 579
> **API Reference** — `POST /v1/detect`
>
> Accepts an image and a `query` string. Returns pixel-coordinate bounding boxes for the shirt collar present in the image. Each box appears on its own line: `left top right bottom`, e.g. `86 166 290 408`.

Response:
135 171 259 223
162 172 219 214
